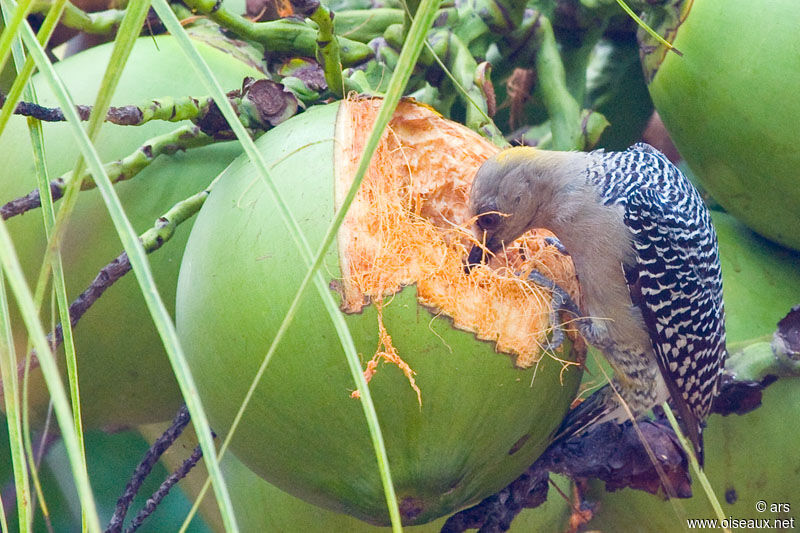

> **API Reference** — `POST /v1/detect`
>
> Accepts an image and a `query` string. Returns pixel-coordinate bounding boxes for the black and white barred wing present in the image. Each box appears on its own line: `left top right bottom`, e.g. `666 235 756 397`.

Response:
623 187 725 460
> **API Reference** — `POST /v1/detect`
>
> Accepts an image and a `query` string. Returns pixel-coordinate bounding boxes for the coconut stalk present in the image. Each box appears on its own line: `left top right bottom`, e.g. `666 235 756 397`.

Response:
27 0 129 35
2 78 300 220
0 178 217 385
181 0 373 66
5 77 296 127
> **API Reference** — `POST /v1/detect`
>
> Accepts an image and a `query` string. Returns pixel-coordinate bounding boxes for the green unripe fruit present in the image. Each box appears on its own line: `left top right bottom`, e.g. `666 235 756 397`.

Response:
641 0 800 250
176 99 583 525
711 211 800 343
1 35 263 428
138 422 573 532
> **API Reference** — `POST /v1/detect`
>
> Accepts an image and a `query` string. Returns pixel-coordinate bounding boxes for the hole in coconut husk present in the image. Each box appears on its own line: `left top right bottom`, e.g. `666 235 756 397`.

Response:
335 96 580 397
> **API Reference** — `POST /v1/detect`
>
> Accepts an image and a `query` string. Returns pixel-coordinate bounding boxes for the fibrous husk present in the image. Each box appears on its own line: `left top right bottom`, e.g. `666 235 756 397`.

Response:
335 97 580 371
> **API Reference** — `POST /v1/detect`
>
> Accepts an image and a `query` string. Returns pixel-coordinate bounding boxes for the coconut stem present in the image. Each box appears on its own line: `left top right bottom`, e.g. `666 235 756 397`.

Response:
1 78 304 221
4 77 299 130
104 405 203 533
27 1 130 36
123 442 205 533
5 93 215 125
307 4 345 97
0 125 213 220
424 28 502 139
181 0 373 66
531 15 585 150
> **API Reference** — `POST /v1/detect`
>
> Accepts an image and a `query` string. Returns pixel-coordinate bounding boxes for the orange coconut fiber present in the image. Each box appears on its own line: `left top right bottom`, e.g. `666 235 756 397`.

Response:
334 97 580 381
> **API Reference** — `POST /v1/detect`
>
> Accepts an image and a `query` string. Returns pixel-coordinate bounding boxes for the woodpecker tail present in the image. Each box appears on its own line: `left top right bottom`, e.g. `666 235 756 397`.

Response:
694 425 705 467
553 384 707 466
552 384 619 443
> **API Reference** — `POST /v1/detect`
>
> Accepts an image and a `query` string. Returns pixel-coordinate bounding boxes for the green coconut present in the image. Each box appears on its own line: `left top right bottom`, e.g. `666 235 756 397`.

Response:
0 35 264 429
711 210 800 344
176 98 583 525
640 0 800 250
138 422 573 532
583 210 800 530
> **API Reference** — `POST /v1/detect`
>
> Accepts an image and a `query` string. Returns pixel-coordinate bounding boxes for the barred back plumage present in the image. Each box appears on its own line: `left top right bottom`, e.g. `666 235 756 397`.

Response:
586 143 727 426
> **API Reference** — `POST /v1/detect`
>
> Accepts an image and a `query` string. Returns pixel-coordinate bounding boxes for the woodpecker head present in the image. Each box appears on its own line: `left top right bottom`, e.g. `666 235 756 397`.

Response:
466 147 591 268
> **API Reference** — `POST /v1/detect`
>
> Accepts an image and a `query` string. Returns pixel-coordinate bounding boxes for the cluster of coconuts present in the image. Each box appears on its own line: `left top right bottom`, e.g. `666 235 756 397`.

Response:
2 34 583 528
2 0 800 529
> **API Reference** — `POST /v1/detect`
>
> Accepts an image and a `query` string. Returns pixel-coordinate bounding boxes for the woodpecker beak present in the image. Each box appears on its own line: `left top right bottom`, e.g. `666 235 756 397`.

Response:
465 244 486 272
464 235 499 274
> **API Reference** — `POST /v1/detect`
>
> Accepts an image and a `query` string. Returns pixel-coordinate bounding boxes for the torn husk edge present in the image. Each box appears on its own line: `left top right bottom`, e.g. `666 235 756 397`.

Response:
333 97 581 394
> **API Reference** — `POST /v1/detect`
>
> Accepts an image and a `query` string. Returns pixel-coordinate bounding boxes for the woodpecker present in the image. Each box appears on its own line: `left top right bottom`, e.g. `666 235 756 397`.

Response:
466 143 726 464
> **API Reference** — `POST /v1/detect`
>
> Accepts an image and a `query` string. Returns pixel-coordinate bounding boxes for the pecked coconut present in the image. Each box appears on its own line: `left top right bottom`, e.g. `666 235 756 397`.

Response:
176 98 584 524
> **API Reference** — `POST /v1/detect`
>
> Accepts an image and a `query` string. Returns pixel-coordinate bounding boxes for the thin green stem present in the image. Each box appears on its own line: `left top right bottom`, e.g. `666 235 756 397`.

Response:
469 0 526 32
333 9 404 42
11 1 84 489
182 0 372 65
0 493 7 533
20 375 53 532
308 3 344 97
422 30 504 143
27 0 128 35
2 2 76 531
27 15 155 530
0 0 32 76
59 2 126 34
0 273 31 532
0 188 101 533
0 0 64 142
663 404 731 533
28 84 85 480
0 5 45 530
614 0 681 56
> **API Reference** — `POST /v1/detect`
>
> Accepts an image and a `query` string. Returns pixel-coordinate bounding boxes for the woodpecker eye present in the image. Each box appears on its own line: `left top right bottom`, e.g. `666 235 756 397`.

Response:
478 212 502 230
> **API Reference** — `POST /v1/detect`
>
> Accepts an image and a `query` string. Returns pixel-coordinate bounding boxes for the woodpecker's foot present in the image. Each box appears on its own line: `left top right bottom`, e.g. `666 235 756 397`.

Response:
525 268 584 353
544 236 570 256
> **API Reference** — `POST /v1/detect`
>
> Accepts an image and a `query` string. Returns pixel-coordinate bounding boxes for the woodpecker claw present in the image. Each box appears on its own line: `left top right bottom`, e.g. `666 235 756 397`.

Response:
524 269 587 353
544 236 570 256
554 385 617 442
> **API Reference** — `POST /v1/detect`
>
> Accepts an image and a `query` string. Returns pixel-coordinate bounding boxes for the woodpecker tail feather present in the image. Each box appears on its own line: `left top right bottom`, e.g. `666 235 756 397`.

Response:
552 384 618 443
553 384 707 467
